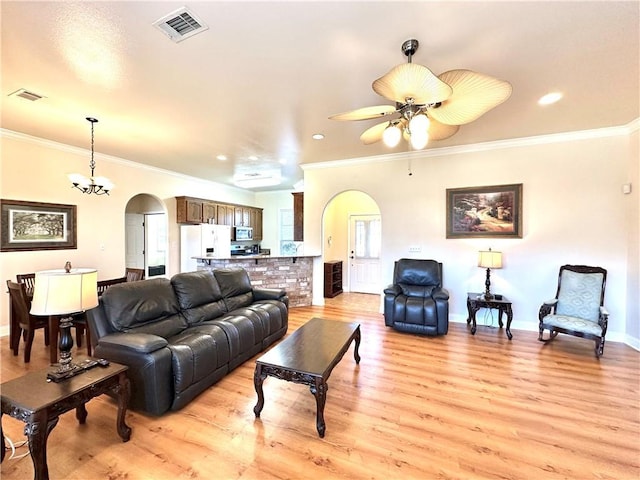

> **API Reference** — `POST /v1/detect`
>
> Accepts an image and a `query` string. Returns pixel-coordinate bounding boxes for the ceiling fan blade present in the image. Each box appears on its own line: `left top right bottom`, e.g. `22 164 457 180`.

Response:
428 118 460 141
373 63 453 105
329 105 397 121
427 69 512 125
359 121 389 145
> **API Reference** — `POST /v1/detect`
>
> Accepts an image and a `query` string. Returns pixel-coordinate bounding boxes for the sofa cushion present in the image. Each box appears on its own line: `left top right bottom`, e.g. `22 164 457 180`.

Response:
167 325 231 393
214 268 254 311
101 278 187 338
171 271 227 325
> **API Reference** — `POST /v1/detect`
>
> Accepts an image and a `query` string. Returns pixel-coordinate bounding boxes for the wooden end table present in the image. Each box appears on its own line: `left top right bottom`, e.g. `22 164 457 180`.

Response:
1 358 131 480
253 317 361 438
466 292 514 340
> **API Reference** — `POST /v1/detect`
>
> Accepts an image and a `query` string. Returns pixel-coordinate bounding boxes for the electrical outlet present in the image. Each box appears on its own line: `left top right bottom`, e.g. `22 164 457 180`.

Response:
408 246 421 253
100 243 105 251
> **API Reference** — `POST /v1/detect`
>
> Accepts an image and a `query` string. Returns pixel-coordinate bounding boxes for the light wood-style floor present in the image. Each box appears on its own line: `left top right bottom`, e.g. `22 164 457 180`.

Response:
1 293 639 480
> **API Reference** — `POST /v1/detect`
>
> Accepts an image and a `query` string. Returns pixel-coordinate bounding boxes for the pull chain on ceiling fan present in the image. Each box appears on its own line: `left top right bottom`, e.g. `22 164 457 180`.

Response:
330 39 512 150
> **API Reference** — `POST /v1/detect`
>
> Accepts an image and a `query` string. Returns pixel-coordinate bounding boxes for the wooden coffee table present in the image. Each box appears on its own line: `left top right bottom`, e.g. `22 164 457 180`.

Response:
253 317 361 438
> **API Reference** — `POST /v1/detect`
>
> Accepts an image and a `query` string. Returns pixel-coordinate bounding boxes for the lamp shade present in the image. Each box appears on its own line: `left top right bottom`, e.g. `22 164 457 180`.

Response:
478 250 502 269
30 268 98 316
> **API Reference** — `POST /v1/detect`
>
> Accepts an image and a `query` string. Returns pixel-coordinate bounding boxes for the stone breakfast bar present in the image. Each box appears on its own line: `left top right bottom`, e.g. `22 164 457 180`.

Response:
193 255 317 307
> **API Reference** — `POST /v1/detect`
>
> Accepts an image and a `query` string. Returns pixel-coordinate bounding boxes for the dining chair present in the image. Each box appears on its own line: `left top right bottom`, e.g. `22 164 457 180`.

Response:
6 280 50 362
125 268 145 282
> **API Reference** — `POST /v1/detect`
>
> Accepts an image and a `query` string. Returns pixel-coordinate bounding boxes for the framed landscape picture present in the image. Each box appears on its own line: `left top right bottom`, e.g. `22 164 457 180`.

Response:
446 183 523 239
0 199 77 251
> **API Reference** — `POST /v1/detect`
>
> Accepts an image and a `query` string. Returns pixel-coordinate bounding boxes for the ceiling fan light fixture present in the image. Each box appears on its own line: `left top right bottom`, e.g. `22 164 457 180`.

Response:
408 113 430 133
382 124 402 147
331 38 512 150
410 130 429 150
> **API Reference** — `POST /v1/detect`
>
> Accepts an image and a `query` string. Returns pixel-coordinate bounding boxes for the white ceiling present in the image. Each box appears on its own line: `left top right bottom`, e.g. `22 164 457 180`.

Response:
2 1 639 191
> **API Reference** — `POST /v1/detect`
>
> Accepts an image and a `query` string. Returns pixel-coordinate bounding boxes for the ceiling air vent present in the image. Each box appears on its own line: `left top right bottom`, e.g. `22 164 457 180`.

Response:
8 88 45 101
153 7 209 43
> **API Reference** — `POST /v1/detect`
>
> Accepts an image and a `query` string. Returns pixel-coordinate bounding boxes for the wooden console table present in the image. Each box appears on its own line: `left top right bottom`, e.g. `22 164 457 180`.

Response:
1 359 131 480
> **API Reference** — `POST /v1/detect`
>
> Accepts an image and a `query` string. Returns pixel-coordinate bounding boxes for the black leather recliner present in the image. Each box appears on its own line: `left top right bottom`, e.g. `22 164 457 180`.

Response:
383 258 449 336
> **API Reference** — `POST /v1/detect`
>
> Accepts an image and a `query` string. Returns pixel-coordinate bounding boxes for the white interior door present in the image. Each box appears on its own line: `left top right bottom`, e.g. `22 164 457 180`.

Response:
348 214 381 294
125 213 145 270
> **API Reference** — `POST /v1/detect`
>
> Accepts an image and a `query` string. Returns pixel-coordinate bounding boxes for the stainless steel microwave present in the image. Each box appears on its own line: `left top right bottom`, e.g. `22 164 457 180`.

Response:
233 226 253 241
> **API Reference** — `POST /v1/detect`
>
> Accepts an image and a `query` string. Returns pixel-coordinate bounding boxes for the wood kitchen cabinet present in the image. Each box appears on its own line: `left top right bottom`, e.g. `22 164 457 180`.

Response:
292 192 303 241
234 206 250 226
176 196 203 224
217 204 234 226
176 198 262 238
251 208 263 241
202 202 217 224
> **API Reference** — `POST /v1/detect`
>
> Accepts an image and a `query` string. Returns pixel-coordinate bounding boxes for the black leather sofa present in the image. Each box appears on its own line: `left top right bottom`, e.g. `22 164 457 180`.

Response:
87 268 288 416
383 258 449 336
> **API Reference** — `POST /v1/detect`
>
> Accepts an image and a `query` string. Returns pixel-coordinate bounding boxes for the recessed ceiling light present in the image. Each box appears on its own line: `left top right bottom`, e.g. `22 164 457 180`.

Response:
248 155 258 161
538 92 563 105
216 154 228 161
312 133 325 140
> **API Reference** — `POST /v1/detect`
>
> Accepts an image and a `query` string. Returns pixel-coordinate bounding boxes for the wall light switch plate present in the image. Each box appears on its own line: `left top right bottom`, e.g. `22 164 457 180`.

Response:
622 183 632 194
408 246 421 253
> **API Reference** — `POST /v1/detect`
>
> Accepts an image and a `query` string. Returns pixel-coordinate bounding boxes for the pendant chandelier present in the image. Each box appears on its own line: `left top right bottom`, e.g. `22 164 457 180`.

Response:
68 117 113 195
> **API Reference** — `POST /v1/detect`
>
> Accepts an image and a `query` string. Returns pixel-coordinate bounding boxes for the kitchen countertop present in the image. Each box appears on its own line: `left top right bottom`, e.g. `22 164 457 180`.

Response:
193 254 319 260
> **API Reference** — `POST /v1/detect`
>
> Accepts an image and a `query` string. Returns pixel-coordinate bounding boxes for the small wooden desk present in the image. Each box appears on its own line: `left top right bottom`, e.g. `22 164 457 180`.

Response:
253 317 361 438
1 359 131 480
466 292 514 340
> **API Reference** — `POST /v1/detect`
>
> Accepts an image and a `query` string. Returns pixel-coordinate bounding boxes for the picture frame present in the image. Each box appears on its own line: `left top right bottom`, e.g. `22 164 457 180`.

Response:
446 183 523 239
1 199 77 251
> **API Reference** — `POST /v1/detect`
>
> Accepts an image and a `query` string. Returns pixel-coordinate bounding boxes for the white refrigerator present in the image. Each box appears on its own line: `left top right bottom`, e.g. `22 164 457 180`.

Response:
180 224 231 272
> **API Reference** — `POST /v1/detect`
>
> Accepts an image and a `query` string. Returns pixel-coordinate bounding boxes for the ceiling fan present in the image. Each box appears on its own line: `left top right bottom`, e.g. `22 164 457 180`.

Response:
329 39 512 150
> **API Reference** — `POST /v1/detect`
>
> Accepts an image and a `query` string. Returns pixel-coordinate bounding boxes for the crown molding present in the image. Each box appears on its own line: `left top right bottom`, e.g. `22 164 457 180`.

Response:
0 128 249 193
301 118 640 171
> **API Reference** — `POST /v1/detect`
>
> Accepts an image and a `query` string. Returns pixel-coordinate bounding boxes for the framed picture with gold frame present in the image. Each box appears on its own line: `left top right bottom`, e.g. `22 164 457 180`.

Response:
0 199 77 251
446 184 523 239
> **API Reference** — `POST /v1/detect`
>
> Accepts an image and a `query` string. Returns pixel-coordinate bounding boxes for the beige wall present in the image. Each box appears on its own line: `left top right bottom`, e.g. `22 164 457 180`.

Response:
2 124 638 349
303 126 639 346
0 131 256 334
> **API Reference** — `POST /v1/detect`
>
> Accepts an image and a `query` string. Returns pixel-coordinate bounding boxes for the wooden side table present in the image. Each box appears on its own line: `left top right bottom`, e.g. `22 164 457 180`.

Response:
466 292 514 340
1 359 131 480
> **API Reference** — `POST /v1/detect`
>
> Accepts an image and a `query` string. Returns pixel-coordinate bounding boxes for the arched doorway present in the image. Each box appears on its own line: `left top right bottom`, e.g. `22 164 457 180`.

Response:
125 194 168 278
323 190 381 294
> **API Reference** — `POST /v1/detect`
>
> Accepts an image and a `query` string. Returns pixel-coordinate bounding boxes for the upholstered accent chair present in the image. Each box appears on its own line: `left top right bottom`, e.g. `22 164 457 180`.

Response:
383 258 449 336
538 265 608 357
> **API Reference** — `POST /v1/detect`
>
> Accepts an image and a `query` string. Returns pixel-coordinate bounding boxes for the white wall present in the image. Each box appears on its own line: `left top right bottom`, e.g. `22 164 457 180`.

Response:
303 129 639 344
0 131 256 335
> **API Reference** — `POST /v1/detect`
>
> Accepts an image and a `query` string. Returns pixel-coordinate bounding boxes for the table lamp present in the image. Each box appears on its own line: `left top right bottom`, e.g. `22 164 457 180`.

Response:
478 248 502 300
30 263 98 382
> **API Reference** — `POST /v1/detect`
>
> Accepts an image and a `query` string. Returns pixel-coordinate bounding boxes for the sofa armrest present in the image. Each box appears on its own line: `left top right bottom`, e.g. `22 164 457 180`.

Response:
383 284 401 296
433 287 450 301
253 287 286 302
94 333 173 416
97 332 168 354
539 298 558 321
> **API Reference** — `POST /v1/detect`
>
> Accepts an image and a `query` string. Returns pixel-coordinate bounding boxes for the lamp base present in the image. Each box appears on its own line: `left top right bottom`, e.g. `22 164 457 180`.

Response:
483 292 494 301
